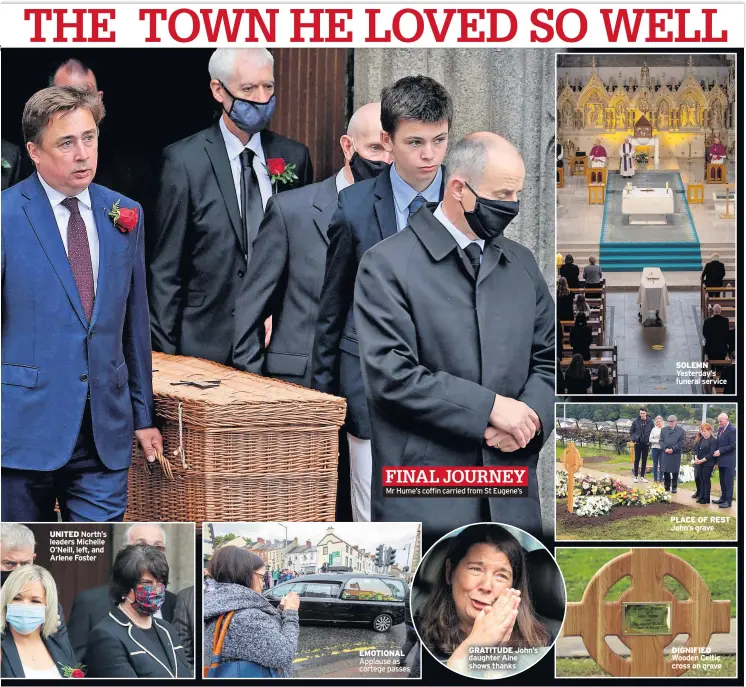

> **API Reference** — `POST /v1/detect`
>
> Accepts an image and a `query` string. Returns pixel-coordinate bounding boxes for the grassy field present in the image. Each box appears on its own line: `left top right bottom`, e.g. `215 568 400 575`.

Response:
556 656 736 678
555 548 737 615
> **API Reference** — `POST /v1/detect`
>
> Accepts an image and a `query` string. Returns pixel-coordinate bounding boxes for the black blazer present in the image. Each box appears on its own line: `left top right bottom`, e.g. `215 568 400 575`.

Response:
233 174 339 387
172 586 194 670
149 122 313 365
714 423 737 469
312 168 445 439
1 627 77 678
565 369 591 395
68 584 176 664
86 605 191 678
703 314 731 360
1 139 27 191
695 436 716 462
559 263 580 289
556 292 574 322
701 260 726 287
353 206 554 541
570 324 593 361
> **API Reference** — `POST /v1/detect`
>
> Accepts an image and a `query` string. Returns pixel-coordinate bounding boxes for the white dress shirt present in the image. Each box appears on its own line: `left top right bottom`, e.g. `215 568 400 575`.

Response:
219 116 273 212
38 173 100 294
335 167 353 194
434 203 484 254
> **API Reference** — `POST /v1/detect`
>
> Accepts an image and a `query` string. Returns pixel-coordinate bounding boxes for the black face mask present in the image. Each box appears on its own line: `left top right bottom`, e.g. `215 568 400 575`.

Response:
461 182 520 241
349 151 390 183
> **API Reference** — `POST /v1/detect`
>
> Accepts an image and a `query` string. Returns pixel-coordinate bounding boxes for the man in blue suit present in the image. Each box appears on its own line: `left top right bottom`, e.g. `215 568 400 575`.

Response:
311 75 452 522
712 412 737 508
1 86 162 521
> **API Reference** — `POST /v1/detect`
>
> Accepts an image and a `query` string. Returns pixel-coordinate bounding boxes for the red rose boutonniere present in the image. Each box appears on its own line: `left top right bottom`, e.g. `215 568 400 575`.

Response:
107 199 138 233
58 662 86 678
265 158 298 193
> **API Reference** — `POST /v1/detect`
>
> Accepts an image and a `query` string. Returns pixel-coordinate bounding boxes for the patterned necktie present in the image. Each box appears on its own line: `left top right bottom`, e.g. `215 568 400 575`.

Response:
464 242 483 280
61 197 94 320
408 194 426 219
239 149 263 259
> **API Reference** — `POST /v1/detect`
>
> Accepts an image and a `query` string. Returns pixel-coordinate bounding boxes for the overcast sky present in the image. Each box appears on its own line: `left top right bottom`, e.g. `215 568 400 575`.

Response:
208 522 420 568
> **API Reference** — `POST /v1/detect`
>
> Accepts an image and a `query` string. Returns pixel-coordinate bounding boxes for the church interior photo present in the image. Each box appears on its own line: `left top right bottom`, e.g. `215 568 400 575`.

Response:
556 54 736 396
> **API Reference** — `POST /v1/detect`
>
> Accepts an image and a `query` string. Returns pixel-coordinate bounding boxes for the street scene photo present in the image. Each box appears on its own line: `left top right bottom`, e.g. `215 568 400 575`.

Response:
203 522 422 678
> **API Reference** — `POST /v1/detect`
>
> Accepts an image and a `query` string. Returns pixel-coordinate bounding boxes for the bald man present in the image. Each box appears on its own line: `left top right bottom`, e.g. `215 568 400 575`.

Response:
232 102 391 388
354 132 554 544
67 524 177 662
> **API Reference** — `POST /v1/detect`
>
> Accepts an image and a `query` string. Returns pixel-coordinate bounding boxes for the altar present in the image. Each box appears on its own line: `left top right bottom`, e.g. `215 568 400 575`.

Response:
630 136 660 166
622 187 674 225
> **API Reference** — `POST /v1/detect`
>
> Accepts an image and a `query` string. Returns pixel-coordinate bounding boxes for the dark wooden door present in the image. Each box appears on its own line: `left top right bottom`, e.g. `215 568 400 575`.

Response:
271 49 351 183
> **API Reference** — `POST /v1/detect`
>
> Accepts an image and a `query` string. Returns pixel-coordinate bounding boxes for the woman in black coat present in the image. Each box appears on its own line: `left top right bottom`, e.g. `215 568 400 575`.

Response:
559 255 580 289
86 545 191 678
592 363 614 395
564 354 591 394
693 424 716 504
556 277 574 323
569 312 593 361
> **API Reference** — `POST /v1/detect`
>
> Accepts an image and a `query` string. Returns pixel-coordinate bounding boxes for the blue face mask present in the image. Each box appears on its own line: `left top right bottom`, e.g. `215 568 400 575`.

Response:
6 603 46 635
220 82 276 135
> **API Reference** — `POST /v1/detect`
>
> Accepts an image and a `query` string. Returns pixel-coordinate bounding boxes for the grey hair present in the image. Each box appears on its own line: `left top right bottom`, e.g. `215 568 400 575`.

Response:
0 565 59 638
208 49 274 82
710 253 720 261
445 136 490 187
126 524 167 546
0 524 36 553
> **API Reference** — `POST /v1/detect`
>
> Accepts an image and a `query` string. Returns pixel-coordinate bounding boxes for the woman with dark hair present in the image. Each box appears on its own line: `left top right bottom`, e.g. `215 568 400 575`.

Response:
556 277 574 323
592 363 613 395
417 525 552 677
559 255 580 288
564 354 591 395
693 423 716 504
569 312 593 361
203 546 299 677
86 545 191 678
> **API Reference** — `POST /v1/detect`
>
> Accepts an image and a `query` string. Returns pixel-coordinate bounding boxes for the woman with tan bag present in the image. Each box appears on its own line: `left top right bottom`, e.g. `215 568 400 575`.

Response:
204 547 300 677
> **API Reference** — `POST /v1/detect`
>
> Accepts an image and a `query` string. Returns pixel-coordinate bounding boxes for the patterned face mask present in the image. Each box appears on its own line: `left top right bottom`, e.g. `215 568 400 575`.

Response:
132 582 166 615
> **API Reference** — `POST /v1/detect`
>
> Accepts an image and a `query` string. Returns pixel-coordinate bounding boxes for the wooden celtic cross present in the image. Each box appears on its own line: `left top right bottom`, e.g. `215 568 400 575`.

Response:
563 549 731 677
562 442 583 512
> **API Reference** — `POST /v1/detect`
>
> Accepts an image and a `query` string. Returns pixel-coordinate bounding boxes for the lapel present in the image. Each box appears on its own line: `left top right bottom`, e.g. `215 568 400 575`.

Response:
312 175 339 245
204 122 245 255
108 609 176 678
153 619 178 676
88 184 112 330
43 635 71 674
373 171 397 241
1 634 24 677
21 174 88 329
477 240 508 287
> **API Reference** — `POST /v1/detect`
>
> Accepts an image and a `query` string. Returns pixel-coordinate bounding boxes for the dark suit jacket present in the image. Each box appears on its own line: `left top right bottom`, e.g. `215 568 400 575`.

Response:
558 262 580 288
701 260 726 287
353 207 554 540
171 585 194 669
233 174 338 386
86 605 190 678
312 168 445 439
149 122 313 364
1 139 28 192
68 584 176 663
1 627 78 677
703 314 731 359
714 423 737 469
1 174 154 473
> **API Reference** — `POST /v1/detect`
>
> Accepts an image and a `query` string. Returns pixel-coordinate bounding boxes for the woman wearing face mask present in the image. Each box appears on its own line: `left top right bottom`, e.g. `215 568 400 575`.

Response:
203 546 300 677
417 525 553 678
86 545 191 678
0 565 77 678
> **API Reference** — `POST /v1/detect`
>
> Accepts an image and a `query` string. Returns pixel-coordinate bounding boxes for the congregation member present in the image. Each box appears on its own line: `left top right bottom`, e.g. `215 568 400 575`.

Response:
86 545 191 677
591 363 613 395
172 585 195 670
232 102 391 387
50 59 155 220
630 408 654 483
620 136 635 177
1 86 161 522
354 132 554 541
648 416 664 484
703 304 731 361
693 424 716 504
713 413 736 509
68 524 177 663
312 75 452 523
660 415 686 493
563 354 591 395
1 139 28 191
556 277 574 322
582 255 603 284
558 254 579 288
701 253 726 295
569 313 593 361
0 565 77 678
149 48 313 364
573 293 592 318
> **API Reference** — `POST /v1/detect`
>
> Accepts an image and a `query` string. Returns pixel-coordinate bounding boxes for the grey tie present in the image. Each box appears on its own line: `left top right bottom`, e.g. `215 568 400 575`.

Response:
464 243 483 280
239 149 263 257
408 194 426 219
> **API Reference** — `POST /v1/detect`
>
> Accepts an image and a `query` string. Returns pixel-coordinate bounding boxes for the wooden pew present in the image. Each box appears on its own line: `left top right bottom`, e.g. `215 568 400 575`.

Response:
569 286 606 328
701 282 736 314
560 344 619 393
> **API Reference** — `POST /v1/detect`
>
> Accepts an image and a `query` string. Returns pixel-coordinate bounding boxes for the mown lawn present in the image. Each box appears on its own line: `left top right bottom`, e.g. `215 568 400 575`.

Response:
555 547 736 616
556 656 736 677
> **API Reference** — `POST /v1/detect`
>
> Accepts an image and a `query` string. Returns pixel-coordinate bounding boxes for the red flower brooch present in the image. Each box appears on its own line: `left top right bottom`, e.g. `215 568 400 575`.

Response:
58 662 86 678
265 158 298 193
107 199 138 233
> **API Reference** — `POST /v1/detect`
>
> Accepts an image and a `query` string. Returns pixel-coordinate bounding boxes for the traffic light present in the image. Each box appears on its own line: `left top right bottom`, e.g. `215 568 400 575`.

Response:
375 544 384 567
386 547 396 566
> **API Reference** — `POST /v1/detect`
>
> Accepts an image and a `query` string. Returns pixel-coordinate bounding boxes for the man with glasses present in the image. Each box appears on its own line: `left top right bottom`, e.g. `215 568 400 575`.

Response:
67 524 176 662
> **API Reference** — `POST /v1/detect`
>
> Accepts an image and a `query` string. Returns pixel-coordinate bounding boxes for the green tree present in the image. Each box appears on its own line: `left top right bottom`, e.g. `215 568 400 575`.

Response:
214 533 238 548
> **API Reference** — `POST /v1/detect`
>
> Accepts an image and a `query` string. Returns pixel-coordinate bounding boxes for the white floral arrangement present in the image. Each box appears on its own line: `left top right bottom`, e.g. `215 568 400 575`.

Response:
679 465 695 483
573 495 613 517
556 471 568 498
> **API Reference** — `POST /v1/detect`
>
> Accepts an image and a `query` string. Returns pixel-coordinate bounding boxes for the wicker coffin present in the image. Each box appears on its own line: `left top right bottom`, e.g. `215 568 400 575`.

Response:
126 353 346 524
